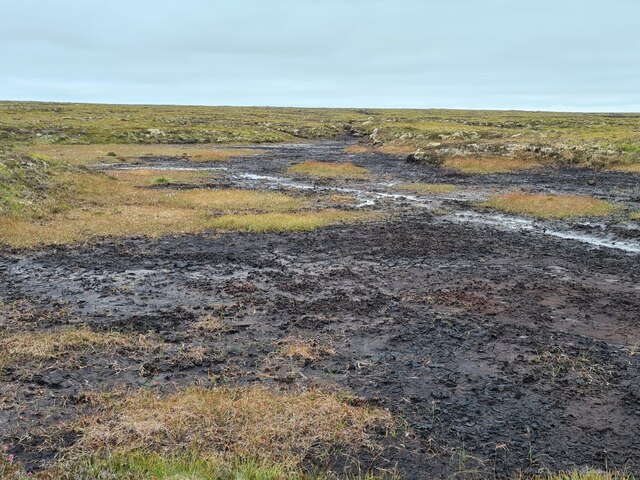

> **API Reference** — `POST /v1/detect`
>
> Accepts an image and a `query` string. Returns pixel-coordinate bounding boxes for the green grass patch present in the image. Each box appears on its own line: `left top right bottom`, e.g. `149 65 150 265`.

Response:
398 183 457 194
3 451 393 480
630 211 640 221
153 176 173 184
530 469 634 480
288 161 368 178
62 453 311 480
481 193 618 219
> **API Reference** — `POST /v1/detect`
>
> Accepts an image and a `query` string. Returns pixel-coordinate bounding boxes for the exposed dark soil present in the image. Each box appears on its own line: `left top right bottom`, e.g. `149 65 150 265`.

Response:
1 141 639 479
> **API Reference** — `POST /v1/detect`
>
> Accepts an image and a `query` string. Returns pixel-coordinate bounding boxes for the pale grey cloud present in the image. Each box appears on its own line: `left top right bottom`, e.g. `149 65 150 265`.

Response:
1 0 639 110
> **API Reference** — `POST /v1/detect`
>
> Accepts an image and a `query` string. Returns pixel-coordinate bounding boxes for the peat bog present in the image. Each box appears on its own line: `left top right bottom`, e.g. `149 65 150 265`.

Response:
1 106 639 479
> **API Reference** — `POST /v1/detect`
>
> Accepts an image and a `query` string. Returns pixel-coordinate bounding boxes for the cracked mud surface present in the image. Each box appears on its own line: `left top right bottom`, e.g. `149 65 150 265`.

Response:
1 141 639 478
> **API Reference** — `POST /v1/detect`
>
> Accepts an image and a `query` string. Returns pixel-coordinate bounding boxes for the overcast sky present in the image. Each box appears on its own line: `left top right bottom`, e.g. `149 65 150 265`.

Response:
2 0 639 111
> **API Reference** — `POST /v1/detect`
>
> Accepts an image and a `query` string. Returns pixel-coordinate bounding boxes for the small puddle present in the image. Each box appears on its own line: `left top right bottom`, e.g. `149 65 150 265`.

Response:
234 173 437 208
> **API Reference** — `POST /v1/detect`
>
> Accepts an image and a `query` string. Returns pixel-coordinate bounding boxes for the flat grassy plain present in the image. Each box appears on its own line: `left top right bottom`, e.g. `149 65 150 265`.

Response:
25 143 261 166
2 101 640 164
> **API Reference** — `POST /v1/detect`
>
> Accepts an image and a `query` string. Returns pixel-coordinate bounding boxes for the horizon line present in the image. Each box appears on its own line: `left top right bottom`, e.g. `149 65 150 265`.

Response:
2 98 639 115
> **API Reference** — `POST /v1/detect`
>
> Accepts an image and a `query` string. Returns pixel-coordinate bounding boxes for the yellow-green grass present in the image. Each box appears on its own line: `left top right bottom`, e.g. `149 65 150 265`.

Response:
107 169 213 186
630 211 640 220
0 166 315 246
172 189 305 212
0 327 157 372
208 210 373 233
4 101 640 169
444 156 541 174
399 183 457 194
74 385 394 467
288 161 368 178
46 452 391 480
26 144 259 166
0 162 370 246
276 336 336 361
344 144 374 155
481 193 617 219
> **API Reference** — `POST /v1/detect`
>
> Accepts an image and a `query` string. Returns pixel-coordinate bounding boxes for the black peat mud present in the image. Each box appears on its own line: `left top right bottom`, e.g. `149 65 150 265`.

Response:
1 141 639 479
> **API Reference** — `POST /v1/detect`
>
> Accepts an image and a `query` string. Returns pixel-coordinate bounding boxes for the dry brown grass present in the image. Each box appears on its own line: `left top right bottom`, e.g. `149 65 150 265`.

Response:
193 313 227 333
288 161 368 178
276 336 336 361
377 144 416 156
481 193 617 219
0 167 310 246
444 156 541 174
208 210 373 233
0 327 158 371
27 144 260 166
399 183 457 194
107 169 213 185
327 193 360 205
344 144 374 154
173 189 304 212
0 206 208 247
608 163 640 173
74 385 394 466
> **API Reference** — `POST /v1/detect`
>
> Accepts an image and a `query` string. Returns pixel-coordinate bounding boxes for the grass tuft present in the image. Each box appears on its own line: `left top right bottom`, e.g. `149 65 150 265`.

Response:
480 193 617 219
344 145 374 155
209 210 372 233
288 161 368 178
0 327 157 372
444 156 541 174
153 176 174 184
531 469 634 480
276 336 336 361
74 385 394 467
398 183 457 194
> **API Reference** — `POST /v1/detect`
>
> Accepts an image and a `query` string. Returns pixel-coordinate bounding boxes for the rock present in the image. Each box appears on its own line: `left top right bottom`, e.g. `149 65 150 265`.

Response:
406 148 444 166
146 128 166 137
369 128 382 145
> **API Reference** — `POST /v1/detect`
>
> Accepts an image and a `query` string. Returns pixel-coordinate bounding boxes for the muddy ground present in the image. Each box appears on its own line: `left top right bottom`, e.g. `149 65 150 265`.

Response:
1 141 639 478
